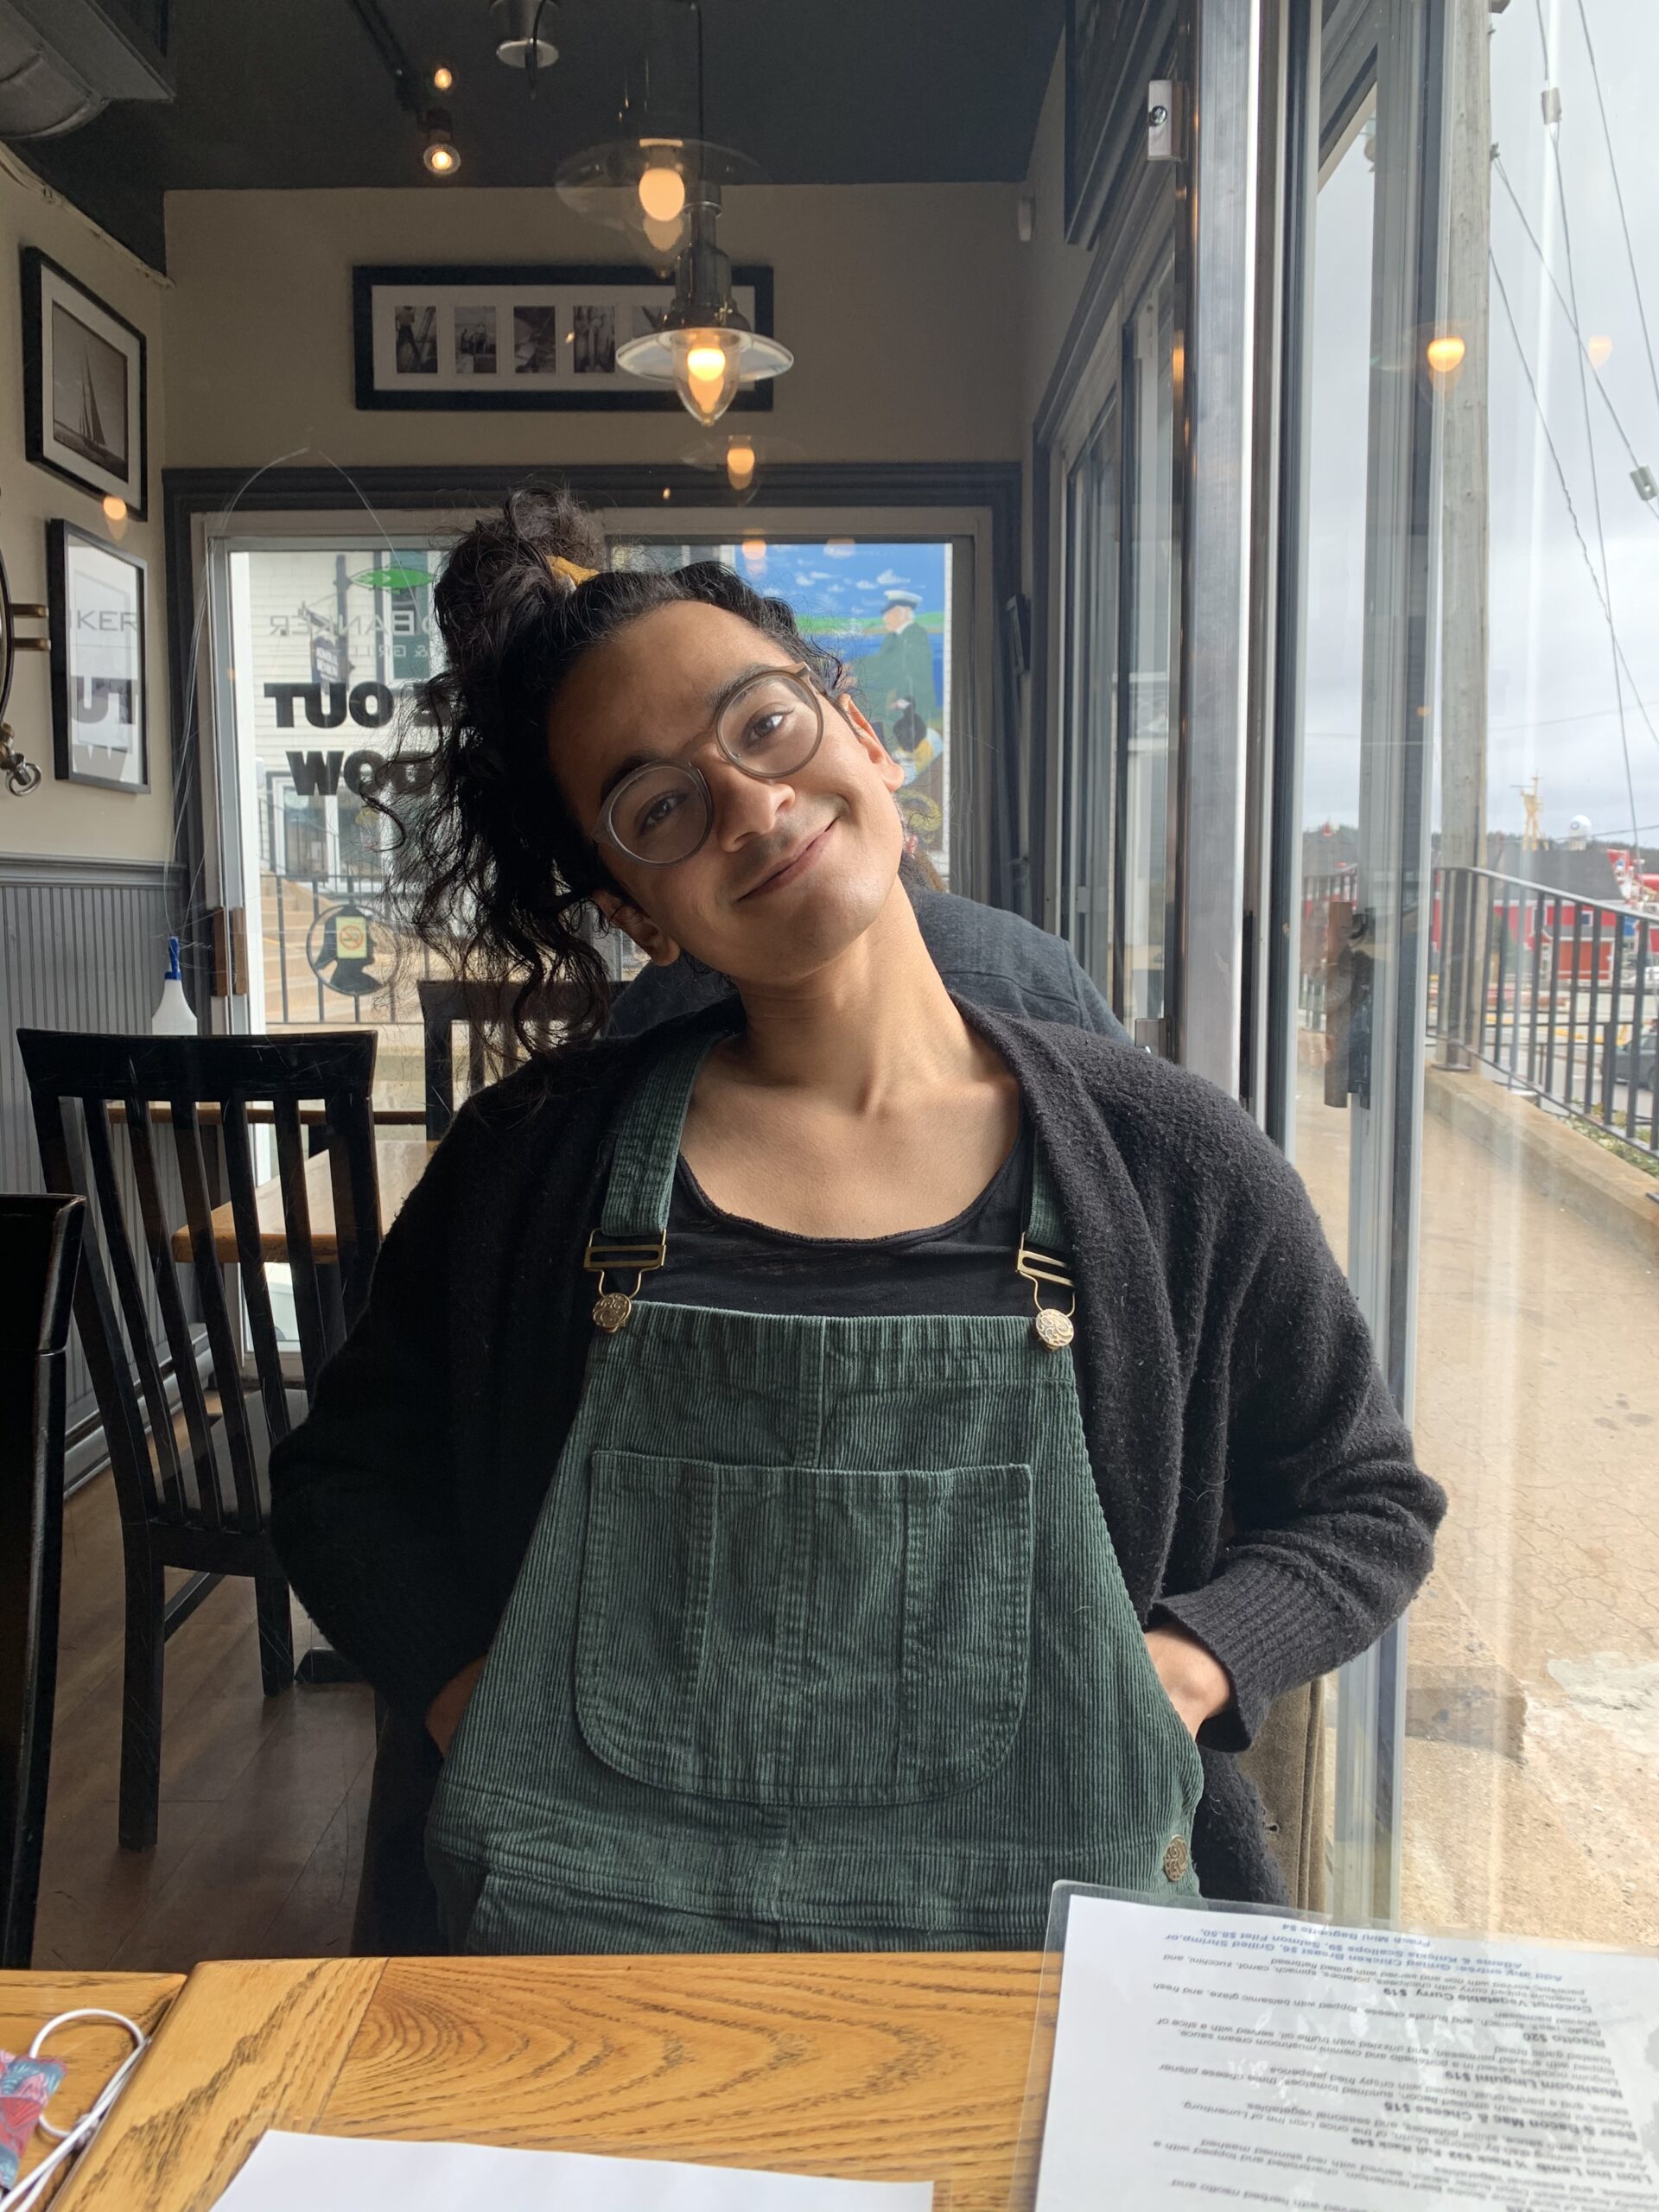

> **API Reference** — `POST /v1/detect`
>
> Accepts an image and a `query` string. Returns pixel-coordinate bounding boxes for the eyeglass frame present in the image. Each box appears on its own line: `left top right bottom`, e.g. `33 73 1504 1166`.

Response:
592 659 840 869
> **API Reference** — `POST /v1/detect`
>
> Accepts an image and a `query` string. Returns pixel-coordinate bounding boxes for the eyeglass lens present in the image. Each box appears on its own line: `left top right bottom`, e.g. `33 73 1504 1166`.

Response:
607 669 822 864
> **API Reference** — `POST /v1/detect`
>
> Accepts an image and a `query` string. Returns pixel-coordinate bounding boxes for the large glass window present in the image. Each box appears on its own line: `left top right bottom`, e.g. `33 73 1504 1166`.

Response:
1292 0 1659 1942
1055 228 1182 1046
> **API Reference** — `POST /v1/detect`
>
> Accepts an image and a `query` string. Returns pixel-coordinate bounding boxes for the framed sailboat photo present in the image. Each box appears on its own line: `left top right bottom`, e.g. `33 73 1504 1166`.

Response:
21 249 148 519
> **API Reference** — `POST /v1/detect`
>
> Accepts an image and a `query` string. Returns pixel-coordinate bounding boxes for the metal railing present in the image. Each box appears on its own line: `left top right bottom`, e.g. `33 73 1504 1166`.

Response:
262 871 444 1028
1433 864 1656 1153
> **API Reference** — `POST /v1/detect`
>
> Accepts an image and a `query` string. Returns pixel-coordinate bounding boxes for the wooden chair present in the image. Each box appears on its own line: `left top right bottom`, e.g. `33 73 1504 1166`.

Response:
16 1030 380 1851
417 978 579 1138
0 1193 84 1967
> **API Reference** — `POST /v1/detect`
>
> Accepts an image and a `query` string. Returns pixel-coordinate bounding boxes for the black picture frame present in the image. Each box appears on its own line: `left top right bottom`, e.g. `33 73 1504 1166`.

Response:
21 248 149 520
352 262 778 413
48 518 149 793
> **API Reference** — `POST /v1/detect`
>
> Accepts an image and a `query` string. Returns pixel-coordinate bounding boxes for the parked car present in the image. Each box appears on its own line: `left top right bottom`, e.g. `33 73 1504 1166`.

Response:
1613 1018 1657 1090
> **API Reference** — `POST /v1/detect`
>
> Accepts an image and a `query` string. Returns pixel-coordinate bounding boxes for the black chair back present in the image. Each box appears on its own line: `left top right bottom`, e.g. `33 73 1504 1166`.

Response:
0 1192 84 1967
16 1031 380 1539
417 978 575 1138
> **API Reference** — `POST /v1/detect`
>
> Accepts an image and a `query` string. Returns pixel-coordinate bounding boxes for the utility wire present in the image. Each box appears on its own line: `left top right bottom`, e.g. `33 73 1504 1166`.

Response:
1489 250 1659 763
1491 150 1659 512
1529 0 1641 851
1572 0 1659 427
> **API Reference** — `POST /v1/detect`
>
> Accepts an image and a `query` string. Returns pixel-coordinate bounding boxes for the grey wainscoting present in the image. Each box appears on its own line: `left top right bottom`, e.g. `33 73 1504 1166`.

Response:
1 851 184 1447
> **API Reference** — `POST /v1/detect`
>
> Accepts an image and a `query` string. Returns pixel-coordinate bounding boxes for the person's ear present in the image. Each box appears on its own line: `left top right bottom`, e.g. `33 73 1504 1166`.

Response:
837 694 906 794
594 888 683 967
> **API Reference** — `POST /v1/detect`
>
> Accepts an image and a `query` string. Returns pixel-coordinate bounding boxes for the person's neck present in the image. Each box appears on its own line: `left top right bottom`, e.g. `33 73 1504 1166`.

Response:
721 883 980 1110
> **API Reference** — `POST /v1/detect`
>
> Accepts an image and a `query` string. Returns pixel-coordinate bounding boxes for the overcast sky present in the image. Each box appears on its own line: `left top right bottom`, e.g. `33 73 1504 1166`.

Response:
1304 0 1659 845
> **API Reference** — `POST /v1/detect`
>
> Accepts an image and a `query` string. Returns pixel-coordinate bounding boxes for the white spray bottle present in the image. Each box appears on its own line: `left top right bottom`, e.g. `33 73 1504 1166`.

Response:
150 936 198 1037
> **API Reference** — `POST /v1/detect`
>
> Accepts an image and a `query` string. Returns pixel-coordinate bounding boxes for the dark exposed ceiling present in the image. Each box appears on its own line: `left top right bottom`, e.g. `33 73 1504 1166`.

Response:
13 0 1064 272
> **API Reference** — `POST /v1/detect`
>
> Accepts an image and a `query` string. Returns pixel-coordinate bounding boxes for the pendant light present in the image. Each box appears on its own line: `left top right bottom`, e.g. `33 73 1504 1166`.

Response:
493 0 558 92
616 181 791 425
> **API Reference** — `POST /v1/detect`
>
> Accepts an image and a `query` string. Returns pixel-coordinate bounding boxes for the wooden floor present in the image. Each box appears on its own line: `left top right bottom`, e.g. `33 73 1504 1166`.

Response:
32 1471 378 1973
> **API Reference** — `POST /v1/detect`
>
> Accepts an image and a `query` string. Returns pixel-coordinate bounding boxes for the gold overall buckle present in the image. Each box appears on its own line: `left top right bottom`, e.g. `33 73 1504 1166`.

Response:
1016 1237 1077 1351
584 1230 666 1334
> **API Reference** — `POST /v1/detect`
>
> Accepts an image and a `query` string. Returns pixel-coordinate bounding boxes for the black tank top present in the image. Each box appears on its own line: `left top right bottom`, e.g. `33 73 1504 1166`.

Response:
655 1116 1033 1319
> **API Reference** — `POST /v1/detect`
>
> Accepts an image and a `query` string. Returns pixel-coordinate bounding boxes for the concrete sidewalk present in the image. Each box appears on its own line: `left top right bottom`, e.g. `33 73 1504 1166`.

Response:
1295 1063 1659 1945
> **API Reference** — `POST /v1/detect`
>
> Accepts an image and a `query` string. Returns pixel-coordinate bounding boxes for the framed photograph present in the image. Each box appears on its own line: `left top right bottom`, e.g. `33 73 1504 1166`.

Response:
22 249 148 518
353 262 776 411
47 518 148 792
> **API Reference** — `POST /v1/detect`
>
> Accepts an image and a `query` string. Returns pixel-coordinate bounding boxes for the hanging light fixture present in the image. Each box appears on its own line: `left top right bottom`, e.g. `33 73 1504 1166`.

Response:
493 0 558 93
618 181 791 424
554 3 766 274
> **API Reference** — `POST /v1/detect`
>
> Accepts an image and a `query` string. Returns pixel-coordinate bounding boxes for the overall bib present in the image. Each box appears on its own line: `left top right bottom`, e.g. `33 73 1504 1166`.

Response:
426 1030 1204 1954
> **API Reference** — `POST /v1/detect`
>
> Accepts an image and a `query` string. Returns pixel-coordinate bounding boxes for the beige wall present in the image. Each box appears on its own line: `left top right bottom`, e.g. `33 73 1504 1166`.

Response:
162 182 1026 471
0 160 173 862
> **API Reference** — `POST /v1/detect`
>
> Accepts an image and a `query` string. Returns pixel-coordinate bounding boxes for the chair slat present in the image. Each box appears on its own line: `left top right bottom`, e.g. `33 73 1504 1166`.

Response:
272 1096 329 1398
27 1090 156 1524
79 1100 184 1521
322 1087 384 1332
124 1099 223 1529
173 1100 263 1530
222 1101 293 1459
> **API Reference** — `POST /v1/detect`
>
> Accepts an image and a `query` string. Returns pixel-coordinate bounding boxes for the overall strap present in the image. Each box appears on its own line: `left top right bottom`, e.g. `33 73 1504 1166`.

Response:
596 1026 730 1247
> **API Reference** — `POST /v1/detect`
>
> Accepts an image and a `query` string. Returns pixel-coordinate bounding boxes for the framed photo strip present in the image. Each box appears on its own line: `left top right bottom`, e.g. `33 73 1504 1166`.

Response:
352 262 775 411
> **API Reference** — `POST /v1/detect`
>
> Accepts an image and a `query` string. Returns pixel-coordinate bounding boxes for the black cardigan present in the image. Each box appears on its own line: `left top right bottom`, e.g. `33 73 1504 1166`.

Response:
270 1003 1444 1905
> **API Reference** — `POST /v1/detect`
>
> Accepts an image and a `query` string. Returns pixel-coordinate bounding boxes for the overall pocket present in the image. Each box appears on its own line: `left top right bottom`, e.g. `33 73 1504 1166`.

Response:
575 1451 1033 1806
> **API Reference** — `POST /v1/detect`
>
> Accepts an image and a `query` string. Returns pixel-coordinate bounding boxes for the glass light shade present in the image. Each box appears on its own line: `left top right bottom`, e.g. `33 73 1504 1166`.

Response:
619 322 793 426
679 332 741 424
556 138 764 268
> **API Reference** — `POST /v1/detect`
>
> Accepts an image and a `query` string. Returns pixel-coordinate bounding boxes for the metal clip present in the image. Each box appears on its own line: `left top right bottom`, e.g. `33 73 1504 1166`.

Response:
1016 1238 1077 1351
585 1230 666 1333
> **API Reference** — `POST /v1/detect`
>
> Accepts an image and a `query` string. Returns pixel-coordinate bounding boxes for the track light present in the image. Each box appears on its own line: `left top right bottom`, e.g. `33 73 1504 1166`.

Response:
422 108 460 175
432 63 454 92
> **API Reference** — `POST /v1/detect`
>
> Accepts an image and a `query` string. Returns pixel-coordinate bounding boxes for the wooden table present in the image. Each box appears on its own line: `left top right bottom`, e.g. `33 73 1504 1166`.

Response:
56 1953 1045 2210
168 1139 436 1265
0 1971 182 2193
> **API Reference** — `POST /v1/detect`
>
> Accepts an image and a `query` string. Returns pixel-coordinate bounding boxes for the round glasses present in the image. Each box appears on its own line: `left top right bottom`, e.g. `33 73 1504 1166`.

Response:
595 663 827 867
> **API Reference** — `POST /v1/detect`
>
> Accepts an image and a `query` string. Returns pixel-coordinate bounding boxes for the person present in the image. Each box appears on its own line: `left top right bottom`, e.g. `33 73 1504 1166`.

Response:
270 482 1444 1959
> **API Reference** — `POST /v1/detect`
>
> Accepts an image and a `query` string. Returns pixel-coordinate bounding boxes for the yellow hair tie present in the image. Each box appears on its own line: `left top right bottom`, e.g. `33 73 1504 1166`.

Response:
548 554 598 586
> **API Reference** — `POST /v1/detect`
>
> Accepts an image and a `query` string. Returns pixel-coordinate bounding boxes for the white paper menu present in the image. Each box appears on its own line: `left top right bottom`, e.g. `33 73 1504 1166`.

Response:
214 2129 933 2212
1033 1894 1659 2210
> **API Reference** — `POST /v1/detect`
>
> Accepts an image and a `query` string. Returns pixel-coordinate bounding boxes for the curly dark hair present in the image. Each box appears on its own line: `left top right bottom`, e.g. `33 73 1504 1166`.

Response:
388 480 848 1051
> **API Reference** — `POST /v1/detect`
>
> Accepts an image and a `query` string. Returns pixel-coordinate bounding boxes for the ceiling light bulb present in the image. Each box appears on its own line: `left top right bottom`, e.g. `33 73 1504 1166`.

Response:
642 213 684 257
726 442 756 489
423 111 460 175
686 344 728 382
1426 333 1465 374
101 495 127 522
639 163 686 223
1587 334 1613 366
741 538 767 563
432 64 454 92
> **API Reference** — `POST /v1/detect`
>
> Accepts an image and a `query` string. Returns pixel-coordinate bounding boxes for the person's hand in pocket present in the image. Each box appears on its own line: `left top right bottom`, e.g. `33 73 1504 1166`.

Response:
1143 1622 1234 1739
425 1656 486 1756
